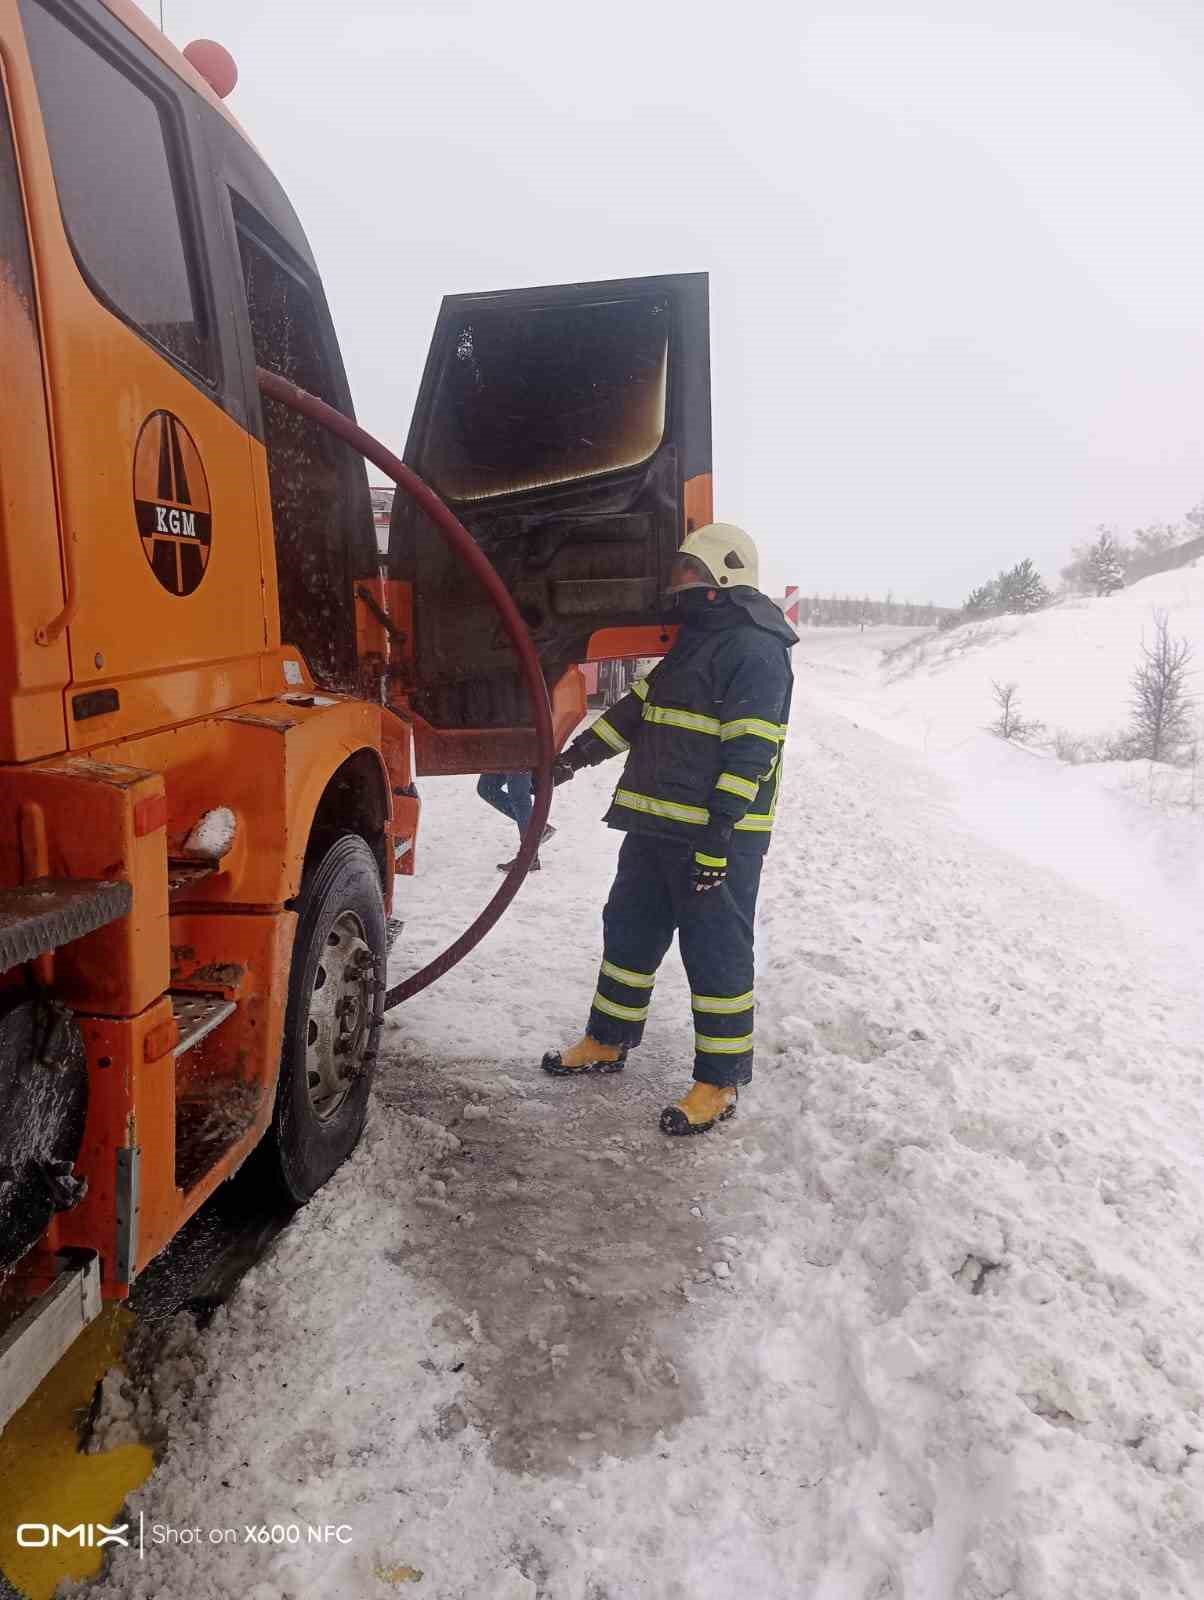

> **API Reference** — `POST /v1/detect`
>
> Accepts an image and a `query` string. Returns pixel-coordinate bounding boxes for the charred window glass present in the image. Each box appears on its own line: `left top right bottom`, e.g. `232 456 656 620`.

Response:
423 296 668 502
234 199 363 690
20 0 209 376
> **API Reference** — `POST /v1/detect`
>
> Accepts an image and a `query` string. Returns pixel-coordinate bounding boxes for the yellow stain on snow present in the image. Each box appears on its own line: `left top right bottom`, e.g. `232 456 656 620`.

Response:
376 1562 425 1585
0 1306 155 1600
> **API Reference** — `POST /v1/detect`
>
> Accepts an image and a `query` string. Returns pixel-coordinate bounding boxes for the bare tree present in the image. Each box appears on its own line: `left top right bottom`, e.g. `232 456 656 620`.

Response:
1129 610 1195 763
990 681 1043 742
1133 521 1182 558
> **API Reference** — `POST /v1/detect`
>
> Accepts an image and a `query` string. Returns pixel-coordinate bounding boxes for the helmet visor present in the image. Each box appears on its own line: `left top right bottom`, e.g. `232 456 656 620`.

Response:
665 553 715 594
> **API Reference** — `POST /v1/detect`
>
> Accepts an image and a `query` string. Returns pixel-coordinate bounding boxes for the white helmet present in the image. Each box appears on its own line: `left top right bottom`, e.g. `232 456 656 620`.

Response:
668 522 760 593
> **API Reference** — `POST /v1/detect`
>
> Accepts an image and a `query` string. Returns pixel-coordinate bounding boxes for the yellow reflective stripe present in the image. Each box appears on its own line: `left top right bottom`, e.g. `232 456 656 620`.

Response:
692 991 754 1015
734 750 785 833
614 789 709 825
720 717 781 745
601 959 656 990
770 748 786 804
632 678 650 701
695 1032 755 1054
716 771 758 802
694 851 727 869
593 992 650 1023
592 715 629 753
642 703 721 736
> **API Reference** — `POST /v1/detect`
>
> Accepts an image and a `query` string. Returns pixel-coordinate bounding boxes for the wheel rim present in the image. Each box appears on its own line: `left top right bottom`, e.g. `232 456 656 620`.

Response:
305 910 375 1122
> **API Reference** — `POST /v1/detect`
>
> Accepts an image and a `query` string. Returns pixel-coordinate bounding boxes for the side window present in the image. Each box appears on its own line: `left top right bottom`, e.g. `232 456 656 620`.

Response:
0 88 35 309
233 197 366 689
20 0 210 378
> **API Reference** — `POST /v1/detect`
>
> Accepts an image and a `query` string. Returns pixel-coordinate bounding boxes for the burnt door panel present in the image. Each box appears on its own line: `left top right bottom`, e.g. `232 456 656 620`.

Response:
391 273 710 732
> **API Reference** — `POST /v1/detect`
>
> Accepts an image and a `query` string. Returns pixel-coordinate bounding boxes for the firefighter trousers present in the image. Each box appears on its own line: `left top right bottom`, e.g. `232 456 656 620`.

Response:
586 833 764 1088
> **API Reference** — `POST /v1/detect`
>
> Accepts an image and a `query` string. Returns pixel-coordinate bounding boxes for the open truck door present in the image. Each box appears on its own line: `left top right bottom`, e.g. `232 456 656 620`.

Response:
388 273 711 775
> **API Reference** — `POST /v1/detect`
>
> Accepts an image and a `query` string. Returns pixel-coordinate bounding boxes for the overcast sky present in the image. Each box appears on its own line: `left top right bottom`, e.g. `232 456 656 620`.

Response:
140 0 1204 603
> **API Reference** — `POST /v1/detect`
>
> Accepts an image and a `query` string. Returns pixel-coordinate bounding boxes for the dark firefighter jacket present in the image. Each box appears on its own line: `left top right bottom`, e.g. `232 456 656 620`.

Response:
570 589 797 852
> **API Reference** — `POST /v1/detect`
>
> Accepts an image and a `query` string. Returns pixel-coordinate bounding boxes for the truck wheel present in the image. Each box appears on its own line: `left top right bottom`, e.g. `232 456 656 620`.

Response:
265 833 385 1205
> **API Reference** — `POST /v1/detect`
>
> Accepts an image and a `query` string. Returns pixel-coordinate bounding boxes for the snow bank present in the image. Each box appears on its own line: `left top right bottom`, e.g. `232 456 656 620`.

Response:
748 722 1204 1596
793 569 1204 949
844 562 1204 755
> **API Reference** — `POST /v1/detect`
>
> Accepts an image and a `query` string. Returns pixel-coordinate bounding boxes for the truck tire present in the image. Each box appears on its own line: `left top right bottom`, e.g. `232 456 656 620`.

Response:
264 833 386 1205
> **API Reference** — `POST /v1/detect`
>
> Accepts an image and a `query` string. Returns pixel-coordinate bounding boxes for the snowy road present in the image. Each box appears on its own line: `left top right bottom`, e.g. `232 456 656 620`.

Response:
86 644 1204 1600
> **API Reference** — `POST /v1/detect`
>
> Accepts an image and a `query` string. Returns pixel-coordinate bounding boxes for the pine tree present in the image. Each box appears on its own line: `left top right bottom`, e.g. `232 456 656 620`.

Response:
964 580 999 614
1061 524 1129 593
1001 559 1051 614
994 567 1019 610
1086 531 1125 596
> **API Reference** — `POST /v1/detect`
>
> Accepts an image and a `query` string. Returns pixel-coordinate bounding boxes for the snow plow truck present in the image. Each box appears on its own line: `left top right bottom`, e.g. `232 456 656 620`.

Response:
0 0 711 1440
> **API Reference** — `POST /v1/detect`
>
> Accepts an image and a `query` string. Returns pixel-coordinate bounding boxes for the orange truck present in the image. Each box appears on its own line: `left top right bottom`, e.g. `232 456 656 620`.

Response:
0 0 711 1423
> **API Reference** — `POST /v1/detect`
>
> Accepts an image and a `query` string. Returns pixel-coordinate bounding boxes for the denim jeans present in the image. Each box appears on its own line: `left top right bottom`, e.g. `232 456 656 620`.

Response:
477 771 534 837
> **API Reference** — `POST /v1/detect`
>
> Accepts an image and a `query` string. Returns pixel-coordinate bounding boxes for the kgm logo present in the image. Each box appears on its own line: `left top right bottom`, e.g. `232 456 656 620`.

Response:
17 1522 131 1548
132 410 213 597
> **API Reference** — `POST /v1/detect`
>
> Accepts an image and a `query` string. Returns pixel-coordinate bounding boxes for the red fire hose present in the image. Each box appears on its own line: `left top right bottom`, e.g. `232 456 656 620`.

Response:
256 368 554 1009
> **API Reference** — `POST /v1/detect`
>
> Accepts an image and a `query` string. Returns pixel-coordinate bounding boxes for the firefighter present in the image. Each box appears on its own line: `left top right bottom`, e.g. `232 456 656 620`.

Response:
542 524 796 1134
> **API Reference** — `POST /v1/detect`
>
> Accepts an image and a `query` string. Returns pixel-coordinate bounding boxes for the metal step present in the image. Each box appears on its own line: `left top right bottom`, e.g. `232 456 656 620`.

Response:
170 991 236 1056
0 1250 101 1431
0 878 132 974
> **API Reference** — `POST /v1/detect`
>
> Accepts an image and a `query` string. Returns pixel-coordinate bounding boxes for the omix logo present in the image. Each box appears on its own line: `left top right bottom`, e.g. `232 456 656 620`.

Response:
17 1522 131 1548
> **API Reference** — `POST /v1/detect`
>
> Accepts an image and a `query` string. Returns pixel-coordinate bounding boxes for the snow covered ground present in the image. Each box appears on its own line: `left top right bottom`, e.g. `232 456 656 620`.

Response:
78 603 1204 1600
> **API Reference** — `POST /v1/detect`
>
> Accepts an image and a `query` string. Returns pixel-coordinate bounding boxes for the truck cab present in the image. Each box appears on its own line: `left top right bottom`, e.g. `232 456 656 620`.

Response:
0 0 710 1419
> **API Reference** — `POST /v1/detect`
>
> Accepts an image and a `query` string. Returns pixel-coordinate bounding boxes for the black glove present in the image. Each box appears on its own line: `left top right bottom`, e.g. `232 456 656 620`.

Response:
551 742 594 787
692 818 734 893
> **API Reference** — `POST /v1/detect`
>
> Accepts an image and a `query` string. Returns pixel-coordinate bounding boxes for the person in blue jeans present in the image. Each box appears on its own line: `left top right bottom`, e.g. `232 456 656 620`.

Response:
477 771 556 871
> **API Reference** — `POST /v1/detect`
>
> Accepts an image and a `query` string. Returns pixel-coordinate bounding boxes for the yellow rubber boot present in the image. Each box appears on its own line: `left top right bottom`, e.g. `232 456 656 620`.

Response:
659 1081 738 1135
541 1035 628 1076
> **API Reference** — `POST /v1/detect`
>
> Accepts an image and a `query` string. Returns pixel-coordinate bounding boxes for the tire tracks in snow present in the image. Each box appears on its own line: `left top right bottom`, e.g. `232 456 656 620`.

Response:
373 1048 723 1474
